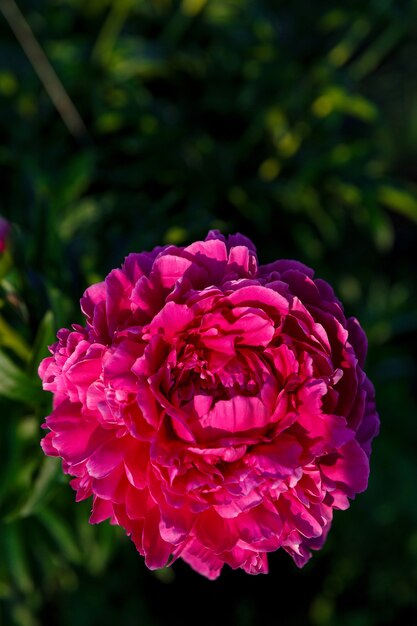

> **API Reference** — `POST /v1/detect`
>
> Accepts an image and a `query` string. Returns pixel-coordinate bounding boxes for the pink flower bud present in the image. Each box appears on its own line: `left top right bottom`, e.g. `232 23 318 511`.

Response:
0 217 10 254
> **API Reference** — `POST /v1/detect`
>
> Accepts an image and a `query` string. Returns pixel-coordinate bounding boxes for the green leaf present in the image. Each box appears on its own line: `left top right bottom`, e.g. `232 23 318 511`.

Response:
352 23 404 80
312 86 378 122
0 315 31 361
58 198 101 240
378 185 417 223
92 0 135 65
37 508 82 564
2 523 34 594
0 349 42 406
28 310 55 376
17 457 61 518
327 18 371 67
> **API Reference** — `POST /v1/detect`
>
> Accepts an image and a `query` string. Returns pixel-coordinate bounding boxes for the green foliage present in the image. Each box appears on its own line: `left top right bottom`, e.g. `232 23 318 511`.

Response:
1 0 417 624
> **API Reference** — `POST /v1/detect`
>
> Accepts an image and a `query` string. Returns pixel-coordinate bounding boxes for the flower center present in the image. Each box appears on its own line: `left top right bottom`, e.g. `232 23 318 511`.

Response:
168 341 264 418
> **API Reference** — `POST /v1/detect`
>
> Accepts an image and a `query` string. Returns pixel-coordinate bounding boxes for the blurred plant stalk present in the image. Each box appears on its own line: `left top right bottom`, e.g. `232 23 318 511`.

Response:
0 0 87 138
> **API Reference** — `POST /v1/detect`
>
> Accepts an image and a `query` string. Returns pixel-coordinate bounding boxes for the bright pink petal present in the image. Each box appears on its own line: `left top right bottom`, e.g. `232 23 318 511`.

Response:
200 396 270 433
227 285 289 315
180 539 224 580
86 437 125 479
90 496 114 523
145 302 195 340
152 253 193 289
142 505 172 569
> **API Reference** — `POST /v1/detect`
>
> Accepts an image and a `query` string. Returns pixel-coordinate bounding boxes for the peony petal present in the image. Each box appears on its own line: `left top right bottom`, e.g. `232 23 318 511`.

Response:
180 539 224 580
200 396 270 433
236 310 275 347
122 251 157 282
246 435 303 477
347 316 368 368
235 505 283 544
105 268 133 335
152 253 193 289
125 484 148 520
67 344 106 403
142 505 172 569
281 494 324 539
296 381 354 453
193 394 213 418
80 282 106 323
130 275 162 317
258 259 314 279
320 439 370 496
196 509 237 552
241 552 269 575
86 438 125 479
89 496 114 523
159 503 194 544
269 344 299 382
214 491 263 519
227 245 250 274
103 340 143 389
44 402 109 465
185 238 228 263
92 465 125 502
144 302 195 340
227 285 289 315
124 440 149 489
40 432 59 457
226 232 257 254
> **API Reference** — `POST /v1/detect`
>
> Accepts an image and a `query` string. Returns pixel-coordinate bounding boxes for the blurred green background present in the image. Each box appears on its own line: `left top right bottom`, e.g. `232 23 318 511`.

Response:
1 0 417 624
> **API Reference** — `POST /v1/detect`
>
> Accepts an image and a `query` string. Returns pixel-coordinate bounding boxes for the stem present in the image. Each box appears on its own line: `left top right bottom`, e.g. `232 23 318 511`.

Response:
0 0 87 139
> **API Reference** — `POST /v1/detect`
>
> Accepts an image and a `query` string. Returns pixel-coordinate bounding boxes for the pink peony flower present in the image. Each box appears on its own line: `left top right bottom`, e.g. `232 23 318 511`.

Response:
0 217 10 254
39 231 379 579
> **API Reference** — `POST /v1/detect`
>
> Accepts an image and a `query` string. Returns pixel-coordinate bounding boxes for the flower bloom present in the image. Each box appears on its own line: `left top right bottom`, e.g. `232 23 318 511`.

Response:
0 217 10 254
39 231 379 579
